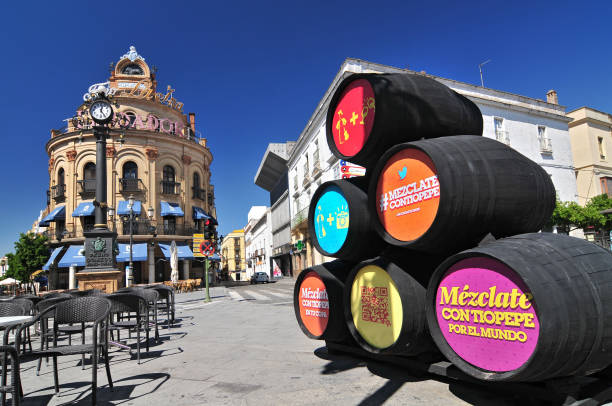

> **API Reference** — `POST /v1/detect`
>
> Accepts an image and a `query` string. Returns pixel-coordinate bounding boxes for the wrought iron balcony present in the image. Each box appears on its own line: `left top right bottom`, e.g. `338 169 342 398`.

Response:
120 178 143 193
77 179 96 196
156 223 198 236
121 220 155 236
193 187 206 200
51 184 66 201
160 181 180 195
291 206 309 229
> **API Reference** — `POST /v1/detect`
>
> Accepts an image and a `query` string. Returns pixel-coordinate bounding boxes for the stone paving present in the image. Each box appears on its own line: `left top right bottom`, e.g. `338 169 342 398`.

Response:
10 279 528 405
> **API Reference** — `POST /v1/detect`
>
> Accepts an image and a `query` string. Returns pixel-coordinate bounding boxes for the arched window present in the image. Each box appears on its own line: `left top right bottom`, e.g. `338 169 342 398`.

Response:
122 161 139 192
57 168 65 185
162 165 176 194
123 161 138 179
163 166 175 182
84 162 96 180
122 63 144 75
192 172 201 199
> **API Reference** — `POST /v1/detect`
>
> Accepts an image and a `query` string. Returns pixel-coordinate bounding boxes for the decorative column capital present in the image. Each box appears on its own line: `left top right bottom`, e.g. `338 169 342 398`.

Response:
66 150 77 161
145 147 159 160
106 146 116 158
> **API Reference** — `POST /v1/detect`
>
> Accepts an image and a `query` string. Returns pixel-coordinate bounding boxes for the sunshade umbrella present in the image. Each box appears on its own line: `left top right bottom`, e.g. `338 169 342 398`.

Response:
170 240 179 283
0 278 20 286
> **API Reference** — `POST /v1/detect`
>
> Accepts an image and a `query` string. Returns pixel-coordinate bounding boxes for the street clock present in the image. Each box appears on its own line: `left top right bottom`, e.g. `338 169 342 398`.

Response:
89 99 113 125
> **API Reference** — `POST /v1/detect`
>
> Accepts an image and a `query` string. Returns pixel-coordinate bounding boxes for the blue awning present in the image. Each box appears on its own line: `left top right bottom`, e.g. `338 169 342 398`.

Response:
117 200 142 216
43 247 64 270
57 245 85 268
160 201 184 217
208 253 221 262
192 206 211 220
41 205 65 223
159 242 194 260
72 201 95 217
116 243 148 262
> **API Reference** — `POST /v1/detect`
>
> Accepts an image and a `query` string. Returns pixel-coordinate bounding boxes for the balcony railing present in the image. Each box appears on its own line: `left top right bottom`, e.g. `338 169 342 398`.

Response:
193 187 206 200
51 184 66 201
495 130 510 145
156 223 198 236
539 138 553 153
160 181 180 195
291 206 309 228
77 179 96 196
120 178 143 193
121 220 154 236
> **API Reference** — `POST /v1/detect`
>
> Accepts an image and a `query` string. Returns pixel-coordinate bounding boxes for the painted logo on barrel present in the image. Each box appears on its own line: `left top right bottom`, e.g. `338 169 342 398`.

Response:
332 79 375 157
351 265 402 349
376 149 440 242
299 272 330 337
314 186 349 254
435 258 539 372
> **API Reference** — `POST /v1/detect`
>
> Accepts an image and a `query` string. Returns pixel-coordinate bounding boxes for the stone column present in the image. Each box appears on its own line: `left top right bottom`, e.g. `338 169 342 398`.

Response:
148 244 155 283
69 266 76 289
183 260 190 280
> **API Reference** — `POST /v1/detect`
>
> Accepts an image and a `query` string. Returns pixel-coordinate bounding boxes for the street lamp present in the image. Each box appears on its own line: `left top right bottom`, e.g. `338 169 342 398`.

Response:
121 194 138 287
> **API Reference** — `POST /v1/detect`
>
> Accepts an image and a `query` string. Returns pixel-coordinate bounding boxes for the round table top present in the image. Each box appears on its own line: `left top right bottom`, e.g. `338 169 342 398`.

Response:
0 315 33 328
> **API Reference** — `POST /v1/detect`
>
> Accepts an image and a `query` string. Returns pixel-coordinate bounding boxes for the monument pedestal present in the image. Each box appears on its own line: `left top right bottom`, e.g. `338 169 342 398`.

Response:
76 270 123 293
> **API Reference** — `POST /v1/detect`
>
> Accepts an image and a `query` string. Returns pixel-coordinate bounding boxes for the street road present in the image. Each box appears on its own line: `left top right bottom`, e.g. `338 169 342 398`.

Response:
18 278 546 405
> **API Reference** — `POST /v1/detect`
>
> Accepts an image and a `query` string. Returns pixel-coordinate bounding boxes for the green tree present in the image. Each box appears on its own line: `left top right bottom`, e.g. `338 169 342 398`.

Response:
584 194 612 230
6 233 49 292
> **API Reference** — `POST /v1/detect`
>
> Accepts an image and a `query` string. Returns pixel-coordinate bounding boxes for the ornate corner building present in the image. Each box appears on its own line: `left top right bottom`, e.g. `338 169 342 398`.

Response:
40 46 217 289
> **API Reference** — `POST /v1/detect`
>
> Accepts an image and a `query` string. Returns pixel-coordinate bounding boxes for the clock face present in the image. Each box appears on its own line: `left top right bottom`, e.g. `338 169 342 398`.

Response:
90 101 113 122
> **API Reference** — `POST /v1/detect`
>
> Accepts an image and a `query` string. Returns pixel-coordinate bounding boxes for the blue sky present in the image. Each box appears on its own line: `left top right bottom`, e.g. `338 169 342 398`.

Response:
0 1 610 255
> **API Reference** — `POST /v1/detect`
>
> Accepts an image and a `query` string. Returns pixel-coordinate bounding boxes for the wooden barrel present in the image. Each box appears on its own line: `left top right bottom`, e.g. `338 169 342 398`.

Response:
426 233 612 382
325 73 483 168
368 135 556 254
343 255 439 355
308 176 385 261
294 260 354 343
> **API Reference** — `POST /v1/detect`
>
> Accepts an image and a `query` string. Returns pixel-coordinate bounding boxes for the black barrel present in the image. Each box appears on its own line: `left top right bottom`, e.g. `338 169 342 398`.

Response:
308 176 385 261
294 260 354 343
343 255 440 355
326 73 483 168
368 135 556 254
426 233 612 382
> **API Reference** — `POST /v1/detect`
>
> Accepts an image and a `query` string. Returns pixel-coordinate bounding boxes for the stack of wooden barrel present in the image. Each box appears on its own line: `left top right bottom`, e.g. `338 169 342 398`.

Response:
293 72 612 383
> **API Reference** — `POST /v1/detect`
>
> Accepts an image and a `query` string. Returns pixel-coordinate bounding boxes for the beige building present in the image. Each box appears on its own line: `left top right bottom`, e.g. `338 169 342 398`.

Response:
220 229 246 281
41 46 217 289
568 107 612 205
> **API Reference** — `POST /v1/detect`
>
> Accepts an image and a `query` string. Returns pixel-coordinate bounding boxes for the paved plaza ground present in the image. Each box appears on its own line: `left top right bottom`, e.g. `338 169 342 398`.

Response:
14 278 540 405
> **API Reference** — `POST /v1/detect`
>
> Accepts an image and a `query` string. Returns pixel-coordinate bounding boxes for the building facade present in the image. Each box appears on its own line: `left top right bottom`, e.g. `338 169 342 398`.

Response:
287 58 578 277
245 207 272 280
254 142 295 277
41 46 217 289
220 229 246 281
567 107 612 205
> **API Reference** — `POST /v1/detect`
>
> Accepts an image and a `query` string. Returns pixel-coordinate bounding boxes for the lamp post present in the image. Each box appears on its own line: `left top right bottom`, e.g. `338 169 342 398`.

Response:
125 194 136 287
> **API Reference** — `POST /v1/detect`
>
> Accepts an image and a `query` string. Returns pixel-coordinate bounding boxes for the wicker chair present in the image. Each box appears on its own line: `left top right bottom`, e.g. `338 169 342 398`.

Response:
16 297 113 405
0 345 19 406
145 285 174 330
34 296 72 376
10 299 33 354
69 289 104 298
107 293 149 363
0 302 27 405
117 288 159 342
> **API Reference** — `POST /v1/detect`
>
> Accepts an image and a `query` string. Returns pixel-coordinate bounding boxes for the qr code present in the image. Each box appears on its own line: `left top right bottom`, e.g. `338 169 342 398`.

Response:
360 286 391 327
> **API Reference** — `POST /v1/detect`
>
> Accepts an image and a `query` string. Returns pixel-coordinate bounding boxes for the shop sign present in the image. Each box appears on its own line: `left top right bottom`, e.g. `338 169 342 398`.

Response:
298 271 329 336
74 109 187 138
115 81 184 112
314 185 349 254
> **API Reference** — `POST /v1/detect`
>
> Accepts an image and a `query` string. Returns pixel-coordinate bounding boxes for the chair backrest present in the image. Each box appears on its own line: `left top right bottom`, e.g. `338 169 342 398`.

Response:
42 292 72 300
12 298 33 314
36 296 71 315
69 289 104 297
107 293 147 315
0 302 27 316
146 285 172 300
54 297 111 324
17 294 44 305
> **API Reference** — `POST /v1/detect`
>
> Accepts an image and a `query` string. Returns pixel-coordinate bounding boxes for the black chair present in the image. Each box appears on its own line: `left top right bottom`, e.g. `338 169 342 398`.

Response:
0 302 27 405
41 292 72 300
0 345 19 406
117 288 159 342
16 297 113 405
10 300 33 354
107 293 149 363
145 285 174 330
69 289 104 298
34 296 72 376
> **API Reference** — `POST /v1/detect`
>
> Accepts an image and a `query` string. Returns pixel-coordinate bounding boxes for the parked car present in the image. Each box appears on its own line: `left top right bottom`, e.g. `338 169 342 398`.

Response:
251 272 269 284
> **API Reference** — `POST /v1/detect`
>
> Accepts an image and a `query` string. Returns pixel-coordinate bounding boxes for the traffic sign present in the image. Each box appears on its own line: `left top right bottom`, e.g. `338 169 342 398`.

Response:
193 233 205 257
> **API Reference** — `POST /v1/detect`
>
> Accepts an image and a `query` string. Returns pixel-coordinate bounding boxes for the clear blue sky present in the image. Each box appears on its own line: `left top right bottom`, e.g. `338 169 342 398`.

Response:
0 1 610 255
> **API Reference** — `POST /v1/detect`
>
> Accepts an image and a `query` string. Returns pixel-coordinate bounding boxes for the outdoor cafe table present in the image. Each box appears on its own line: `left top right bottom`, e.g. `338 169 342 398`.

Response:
0 316 32 329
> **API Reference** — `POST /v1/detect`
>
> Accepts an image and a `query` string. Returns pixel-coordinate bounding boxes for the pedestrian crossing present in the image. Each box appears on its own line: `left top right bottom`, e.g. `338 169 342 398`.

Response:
226 286 292 304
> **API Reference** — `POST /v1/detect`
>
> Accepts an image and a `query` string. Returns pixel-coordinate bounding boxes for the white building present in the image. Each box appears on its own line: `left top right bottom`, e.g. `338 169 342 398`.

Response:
287 58 578 274
244 206 272 279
